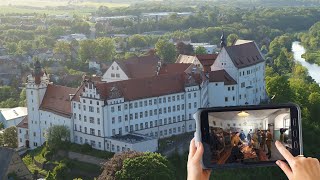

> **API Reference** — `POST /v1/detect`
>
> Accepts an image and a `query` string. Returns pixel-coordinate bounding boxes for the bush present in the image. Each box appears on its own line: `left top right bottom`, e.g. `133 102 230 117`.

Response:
80 143 93 153
53 162 68 180
22 154 33 166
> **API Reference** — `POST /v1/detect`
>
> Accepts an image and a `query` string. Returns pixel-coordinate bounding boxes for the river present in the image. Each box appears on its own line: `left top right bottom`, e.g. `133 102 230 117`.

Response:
291 41 320 84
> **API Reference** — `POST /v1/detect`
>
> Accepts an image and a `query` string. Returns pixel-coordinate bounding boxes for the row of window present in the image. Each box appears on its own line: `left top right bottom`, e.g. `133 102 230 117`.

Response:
74 125 102 136
75 136 102 148
111 73 120 78
239 66 262 77
74 114 101 124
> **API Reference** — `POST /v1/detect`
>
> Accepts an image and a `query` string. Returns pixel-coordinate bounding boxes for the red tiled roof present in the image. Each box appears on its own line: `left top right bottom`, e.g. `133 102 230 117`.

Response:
116 54 159 79
39 84 77 117
224 41 264 68
208 70 237 85
158 63 192 75
196 54 218 66
17 116 28 129
93 72 201 101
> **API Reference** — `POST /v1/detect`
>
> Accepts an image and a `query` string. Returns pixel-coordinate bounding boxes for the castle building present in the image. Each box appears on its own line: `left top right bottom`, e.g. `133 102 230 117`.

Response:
18 39 267 153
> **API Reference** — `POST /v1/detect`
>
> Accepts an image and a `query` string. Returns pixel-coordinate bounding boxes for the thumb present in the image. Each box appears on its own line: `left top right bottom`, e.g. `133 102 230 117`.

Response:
276 160 293 179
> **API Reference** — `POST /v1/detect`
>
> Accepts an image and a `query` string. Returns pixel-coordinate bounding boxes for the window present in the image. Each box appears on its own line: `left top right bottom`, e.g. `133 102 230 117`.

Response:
90 128 95 135
97 101 99 105
232 86 235 91
144 100 147 106
124 104 128 110
241 82 245 88
145 111 148 117
98 142 101 148
159 108 162 114
178 127 181 132
233 96 235 101
188 93 191 99
80 126 82 132
129 103 133 108
182 104 185 110
112 117 115 124
19 129 22 134
149 100 152 105
125 115 128 121
189 114 192 119
84 116 87 122
98 130 101 136
177 115 181 122
118 105 121 111
164 130 168 135
164 118 167 125
159 119 162 126
177 95 180 101
154 99 157 104
169 129 172 134
155 120 158 126
173 128 176 133
173 116 176 123
173 106 176 112
97 118 100 125
177 105 180 111
112 66 114 70
90 100 92 104
130 114 133 120
154 109 157 115
228 87 231 91
125 126 128 132
78 104 80 109
112 129 115 136
140 123 143 129
97 107 100 113
83 99 86 103
194 102 197 108
181 94 184 99
135 124 138 131
159 98 162 103
111 73 115 77
84 127 87 133
80 137 83 144
160 131 163 136
164 107 167 113
172 96 175 101
83 105 86 111
150 121 153 128
73 103 76 108
163 97 166 103
134 102 138 108
239 95 242 99
168 97 171 102
119 128 122 135
140 112 143 118
111 107 115 112
130 125 133 132
90 117 94 123
139 101 143 107
189 103 191 109
135 113 138 119
194 92 196 98
225 97 228 102
116 74 120 78
168 107 171 113
118 116 122 122
145 122 148 128
33 132 36 137
150 110 153 116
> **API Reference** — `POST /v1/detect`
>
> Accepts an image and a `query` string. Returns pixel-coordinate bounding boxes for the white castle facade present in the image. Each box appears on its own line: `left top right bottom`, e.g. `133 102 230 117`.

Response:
17 39 267 153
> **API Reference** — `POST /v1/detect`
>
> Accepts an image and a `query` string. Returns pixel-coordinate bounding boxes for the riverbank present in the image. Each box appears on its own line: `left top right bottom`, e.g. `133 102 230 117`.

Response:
291 41 320 84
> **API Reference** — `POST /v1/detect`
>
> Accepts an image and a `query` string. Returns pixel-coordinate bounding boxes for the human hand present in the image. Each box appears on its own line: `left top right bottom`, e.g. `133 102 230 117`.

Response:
187 138 211 180
275 140 320 180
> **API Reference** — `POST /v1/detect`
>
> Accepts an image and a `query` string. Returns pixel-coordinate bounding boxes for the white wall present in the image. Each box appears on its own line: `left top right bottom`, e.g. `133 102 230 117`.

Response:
102 61 129 82
18 127 28 148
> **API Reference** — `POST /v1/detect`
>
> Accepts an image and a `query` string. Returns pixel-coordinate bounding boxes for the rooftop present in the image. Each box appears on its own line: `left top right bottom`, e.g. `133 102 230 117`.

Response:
17 116 28 129
0 147 15 179
208 69 237 85
224 40 264 69
39 84 77 117
1 107 27 121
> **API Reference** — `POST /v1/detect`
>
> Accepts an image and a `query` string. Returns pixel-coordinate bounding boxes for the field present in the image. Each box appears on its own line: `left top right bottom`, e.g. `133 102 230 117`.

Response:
0 0 130 15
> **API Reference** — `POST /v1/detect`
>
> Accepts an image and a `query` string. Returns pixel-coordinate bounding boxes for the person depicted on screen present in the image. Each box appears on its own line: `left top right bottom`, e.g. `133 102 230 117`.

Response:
187 139 320 180
266 129 273 159
239 130 246 141
231 132 243 147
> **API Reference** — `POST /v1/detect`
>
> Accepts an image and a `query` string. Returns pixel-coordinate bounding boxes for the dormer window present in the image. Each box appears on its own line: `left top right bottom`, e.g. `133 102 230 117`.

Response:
112 66 114 70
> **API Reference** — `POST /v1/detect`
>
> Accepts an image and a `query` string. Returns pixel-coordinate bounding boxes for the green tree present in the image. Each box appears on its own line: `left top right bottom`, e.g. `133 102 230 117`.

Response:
53 41 72 60
5 42 18 55
95 37 116 62
71 22 91 35
155 39 177 63
48 26 65 38
227 33 239 46
3 126 18 148
0 122 4 130
194 46 207 55
128 34 147 49
19 88 27 107
266 75 292 103
274 48 291 74
79 40 97 62
45 125 70 150
116 152 175 180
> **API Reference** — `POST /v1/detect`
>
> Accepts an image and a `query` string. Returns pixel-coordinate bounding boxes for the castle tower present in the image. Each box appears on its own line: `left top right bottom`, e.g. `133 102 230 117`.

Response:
26 60 50 149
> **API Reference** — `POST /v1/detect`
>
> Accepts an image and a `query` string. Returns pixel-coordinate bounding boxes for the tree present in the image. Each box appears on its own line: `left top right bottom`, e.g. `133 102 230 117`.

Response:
274 48 291 75
45 125 70 150
194 46 207 55
71 22 91 35
98 151 144 180
227 33 239 46
128 34 147 49
48 26 65 38
79 40 97 62
155 39 177 63
19 88 26 107
176 42 194 55
53 41 71 60
266 75 292 103
3 126 18 148
0 122 4 130
45 171 55 180
0 132 4 146
95 37 116 62
115 152 175 180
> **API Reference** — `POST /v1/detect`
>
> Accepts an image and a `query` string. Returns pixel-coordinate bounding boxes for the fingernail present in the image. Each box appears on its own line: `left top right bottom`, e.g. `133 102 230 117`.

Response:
196 142 199 148
276 161 280 166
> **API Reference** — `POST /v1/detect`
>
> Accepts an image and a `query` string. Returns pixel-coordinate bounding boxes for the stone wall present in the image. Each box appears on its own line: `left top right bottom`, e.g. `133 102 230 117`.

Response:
68 151 106 166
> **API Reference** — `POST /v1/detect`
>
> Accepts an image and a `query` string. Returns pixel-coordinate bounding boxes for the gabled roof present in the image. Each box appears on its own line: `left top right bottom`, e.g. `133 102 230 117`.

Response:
224 40 264 69
39 84 77 117
1 107 27 121
208 69 237 85
93 72 201 101
17 116 28 129
116 54 159 79
175 54 197 64
0 147 14 179
158 63 193 75
196 54 218 67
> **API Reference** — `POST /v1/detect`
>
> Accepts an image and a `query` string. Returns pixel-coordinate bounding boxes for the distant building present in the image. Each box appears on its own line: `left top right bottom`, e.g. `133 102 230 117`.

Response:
0 107 27 128
0 147 32 180
190 43 218 54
